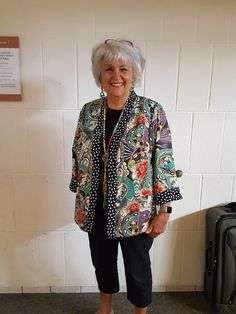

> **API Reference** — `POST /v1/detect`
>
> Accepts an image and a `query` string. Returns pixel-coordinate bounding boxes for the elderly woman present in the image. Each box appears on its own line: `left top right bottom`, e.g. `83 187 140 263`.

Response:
69 39 182 314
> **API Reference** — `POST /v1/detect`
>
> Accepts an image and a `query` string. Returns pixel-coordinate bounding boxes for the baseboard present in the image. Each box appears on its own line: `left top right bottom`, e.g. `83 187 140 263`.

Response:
0 285 204 294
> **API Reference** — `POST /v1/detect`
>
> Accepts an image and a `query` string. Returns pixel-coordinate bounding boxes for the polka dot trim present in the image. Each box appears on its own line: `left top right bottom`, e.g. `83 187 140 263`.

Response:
84 104 104 233
69 179 77 193
155 187 183 205
85 90 138 237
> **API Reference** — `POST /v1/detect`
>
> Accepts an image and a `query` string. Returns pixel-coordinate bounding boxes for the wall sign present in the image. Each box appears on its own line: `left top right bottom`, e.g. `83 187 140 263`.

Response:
0 36 22 101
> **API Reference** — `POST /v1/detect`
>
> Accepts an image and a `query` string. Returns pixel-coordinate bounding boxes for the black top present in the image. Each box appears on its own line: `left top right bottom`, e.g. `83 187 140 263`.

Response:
92 107 122 236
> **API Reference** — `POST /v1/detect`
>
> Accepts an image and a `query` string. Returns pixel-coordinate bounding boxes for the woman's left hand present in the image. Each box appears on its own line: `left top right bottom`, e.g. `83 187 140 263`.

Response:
145 212 170 238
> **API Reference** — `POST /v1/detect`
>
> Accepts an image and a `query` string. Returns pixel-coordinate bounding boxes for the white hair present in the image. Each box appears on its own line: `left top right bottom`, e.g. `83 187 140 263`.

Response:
91 39 145 87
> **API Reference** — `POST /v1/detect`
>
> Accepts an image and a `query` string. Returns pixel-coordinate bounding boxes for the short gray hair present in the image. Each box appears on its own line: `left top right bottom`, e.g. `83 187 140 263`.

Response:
91 39 145 87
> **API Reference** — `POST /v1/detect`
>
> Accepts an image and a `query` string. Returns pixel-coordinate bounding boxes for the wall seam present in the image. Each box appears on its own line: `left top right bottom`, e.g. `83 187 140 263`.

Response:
63 232 66 287
61 111 65 172
75 41 79 109
230 174 234 202
219 112 226 172
199 174 204 210
174 43 181 111
142 41 147 97
40 40 45 108
207 44 214 111
187 112 194 172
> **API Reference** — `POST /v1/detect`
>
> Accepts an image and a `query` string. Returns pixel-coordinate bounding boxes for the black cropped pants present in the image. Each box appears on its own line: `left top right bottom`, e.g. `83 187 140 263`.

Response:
88 232 153 308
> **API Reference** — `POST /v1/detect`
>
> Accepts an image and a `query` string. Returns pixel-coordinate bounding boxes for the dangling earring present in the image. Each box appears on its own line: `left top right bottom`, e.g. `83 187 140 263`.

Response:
100 86 105 98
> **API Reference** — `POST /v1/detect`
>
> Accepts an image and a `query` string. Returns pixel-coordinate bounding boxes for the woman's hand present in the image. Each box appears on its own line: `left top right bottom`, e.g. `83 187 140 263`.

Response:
145 212 170 238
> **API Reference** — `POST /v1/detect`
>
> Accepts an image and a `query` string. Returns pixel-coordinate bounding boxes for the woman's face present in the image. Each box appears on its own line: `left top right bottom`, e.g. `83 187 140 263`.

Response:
100 59 133 100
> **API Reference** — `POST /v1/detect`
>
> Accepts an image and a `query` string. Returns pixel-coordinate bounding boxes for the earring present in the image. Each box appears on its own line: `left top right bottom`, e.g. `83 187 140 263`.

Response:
100 87 105 98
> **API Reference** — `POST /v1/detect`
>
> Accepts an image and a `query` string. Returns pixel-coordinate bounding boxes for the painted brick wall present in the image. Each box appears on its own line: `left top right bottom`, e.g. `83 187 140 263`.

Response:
0 0 236 293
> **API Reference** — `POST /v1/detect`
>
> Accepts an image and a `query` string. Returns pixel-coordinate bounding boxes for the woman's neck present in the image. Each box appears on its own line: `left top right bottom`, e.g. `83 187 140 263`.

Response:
106 93 129 110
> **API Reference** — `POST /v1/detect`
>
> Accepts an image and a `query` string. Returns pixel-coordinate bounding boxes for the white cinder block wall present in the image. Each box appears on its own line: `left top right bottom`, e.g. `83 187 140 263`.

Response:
0 0 236 293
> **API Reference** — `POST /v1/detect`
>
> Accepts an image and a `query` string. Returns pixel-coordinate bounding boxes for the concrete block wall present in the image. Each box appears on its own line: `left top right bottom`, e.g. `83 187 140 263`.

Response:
0 0 236 293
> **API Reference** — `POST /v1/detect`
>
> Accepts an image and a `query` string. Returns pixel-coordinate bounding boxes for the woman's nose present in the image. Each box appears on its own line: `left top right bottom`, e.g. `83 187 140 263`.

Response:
113 69 120 78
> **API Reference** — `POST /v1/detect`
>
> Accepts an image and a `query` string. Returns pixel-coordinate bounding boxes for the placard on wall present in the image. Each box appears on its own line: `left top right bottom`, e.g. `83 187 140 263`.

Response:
0 36 22 101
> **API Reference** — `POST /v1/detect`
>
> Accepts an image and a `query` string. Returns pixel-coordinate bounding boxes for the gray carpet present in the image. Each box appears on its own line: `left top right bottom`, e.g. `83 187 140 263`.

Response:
0 292 216 314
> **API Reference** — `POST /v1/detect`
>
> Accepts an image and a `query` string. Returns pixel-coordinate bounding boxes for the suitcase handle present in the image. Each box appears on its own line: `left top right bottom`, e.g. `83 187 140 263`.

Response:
226 202 236 212
206 241 213 275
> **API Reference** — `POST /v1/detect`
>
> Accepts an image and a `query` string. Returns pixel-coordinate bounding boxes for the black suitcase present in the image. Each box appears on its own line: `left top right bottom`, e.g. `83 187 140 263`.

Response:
205 203 236 313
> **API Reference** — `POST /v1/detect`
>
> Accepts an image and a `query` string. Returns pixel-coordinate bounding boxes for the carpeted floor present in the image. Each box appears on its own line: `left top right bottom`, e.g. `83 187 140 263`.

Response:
0 292 216 314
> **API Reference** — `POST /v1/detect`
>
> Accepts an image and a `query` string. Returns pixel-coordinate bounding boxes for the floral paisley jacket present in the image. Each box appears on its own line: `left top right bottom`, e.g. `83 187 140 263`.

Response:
69 91 182 238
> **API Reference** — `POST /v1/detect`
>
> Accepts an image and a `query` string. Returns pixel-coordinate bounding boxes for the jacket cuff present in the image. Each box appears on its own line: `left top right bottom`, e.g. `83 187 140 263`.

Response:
154 187 182 205
69 179 78 193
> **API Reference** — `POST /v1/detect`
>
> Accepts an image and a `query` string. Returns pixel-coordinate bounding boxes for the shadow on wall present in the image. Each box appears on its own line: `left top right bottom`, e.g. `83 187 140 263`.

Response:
159 209 207 289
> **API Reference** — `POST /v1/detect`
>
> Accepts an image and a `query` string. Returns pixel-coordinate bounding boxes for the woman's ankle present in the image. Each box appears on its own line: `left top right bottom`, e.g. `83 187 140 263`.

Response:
135 306 147 314
98 292 113 314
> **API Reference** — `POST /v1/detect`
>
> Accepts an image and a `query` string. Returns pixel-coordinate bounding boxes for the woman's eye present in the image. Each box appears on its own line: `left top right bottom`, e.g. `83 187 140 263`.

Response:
121 68 128 71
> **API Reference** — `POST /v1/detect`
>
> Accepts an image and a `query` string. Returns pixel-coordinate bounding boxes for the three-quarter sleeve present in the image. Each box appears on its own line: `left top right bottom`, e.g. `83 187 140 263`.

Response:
152 104 182 205
69 107 85 193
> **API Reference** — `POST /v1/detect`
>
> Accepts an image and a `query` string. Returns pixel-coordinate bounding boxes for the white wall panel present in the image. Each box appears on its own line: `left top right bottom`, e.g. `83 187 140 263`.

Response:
168 175 201 231
201 175 233 209
153 231 183 286
196 0 231 43
65 231 95 286
177 44 212 111
33 232 65 286
221 113 236 173
22 0 61 40
94 0 129 40
60 0 95 41
0 1 28 36
210 45 236 111
145 42 179 111
190 113 224 173
14 174 74 232
63 110 80 172
230 1 236 43
163 0 197 42
14 175 51 231
133 41 146 97
42 38 77 109
117 247 126 288
0 176 15 232
28 111 63 172
127 1 162 40
0 111 30 173
167 112 192 173
181 231 205 286
19 38 44 109
77 41 100 107
42 174 77 230
0 233 34 286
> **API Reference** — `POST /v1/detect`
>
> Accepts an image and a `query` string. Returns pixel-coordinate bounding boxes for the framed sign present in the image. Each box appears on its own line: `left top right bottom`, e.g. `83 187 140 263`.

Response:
0 36 22 101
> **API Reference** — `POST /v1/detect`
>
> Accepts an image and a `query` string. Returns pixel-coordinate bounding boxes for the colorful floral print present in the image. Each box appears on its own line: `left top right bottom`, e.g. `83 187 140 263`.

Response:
70 92 182 238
